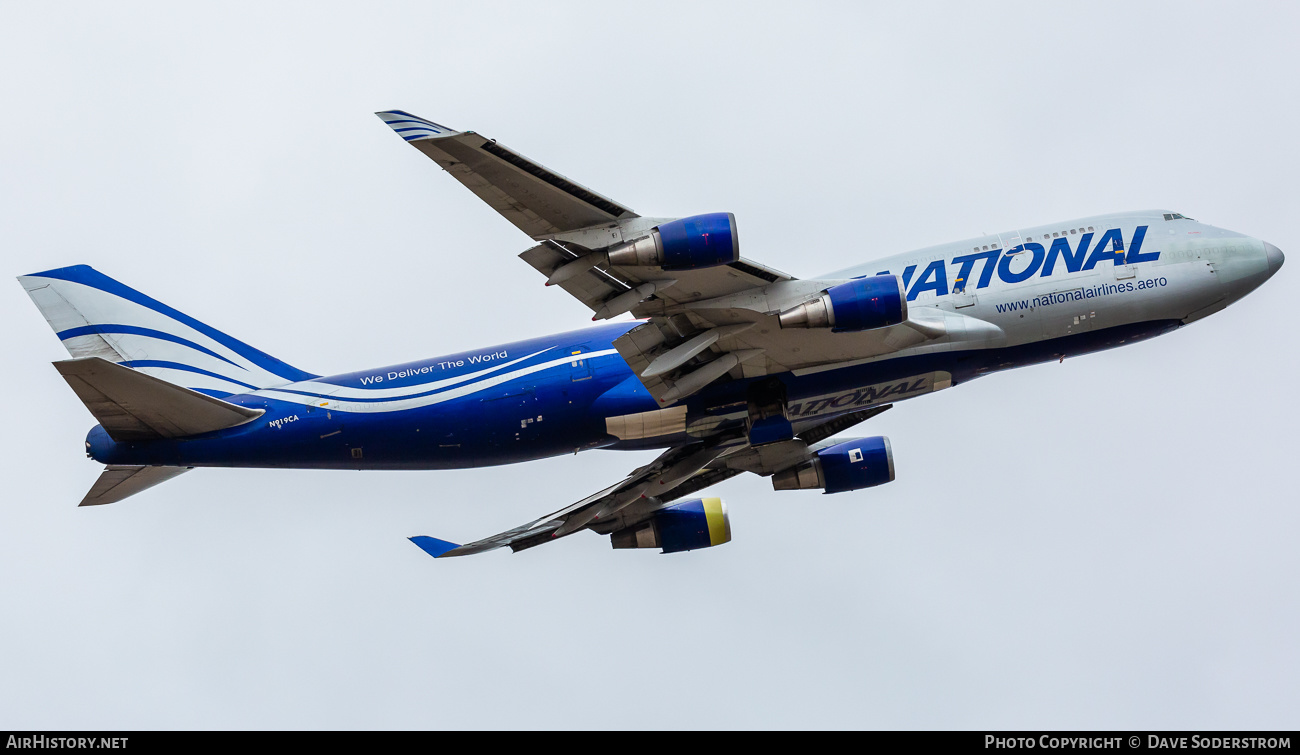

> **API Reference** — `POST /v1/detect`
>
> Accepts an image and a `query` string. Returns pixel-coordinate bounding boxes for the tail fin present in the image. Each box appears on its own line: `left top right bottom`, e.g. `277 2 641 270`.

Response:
18 265 315 396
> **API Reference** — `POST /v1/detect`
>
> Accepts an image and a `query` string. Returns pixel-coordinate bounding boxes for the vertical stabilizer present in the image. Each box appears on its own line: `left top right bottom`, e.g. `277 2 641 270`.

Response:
18 265 315 396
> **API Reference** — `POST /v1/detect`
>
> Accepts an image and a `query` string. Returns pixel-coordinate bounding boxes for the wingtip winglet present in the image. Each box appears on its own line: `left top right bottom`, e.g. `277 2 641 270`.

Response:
375 110 456 142
409 536 462 558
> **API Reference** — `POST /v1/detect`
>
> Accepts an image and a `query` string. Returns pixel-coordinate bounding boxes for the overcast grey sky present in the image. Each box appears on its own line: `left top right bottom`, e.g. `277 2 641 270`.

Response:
2 1 1297 729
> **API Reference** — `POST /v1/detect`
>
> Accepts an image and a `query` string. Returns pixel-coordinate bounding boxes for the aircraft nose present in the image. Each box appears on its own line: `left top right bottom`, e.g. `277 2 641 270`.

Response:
1264 242 1285 275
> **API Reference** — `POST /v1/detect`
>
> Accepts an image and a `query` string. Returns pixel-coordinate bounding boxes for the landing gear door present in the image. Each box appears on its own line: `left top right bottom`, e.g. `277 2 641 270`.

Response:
746 377 793 446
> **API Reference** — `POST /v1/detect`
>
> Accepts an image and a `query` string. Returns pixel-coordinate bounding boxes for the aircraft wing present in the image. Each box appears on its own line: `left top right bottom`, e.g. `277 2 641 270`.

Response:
409 405 892 558
412 440 737 558
379 111 998 556
374 109 791 305
378 110 1002 407
375 110 638 239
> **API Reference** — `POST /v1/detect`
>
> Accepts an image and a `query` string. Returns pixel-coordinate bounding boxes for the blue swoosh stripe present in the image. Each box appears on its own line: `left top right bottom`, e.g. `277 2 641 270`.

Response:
379 110 441 126
272 360 563 403
387 121 442 130
275 350 559 402
117 360 260 391
56 324 247 371
272 377 518 404
271 382 493 404
28 266 317 382
266 388 417 403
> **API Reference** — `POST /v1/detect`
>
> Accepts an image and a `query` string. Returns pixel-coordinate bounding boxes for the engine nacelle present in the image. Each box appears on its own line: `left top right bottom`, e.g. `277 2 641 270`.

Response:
771 436 895 494
778 275 907 332
606 213 740 271
609 497 733 554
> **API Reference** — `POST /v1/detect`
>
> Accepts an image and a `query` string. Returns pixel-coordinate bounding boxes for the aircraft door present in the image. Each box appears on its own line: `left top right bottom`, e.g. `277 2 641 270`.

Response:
951 287 977 308
989 227 1029 296
952 234 1003 306
997 229 1025 258
299 395 348 455
950 246 977 307
567 346 594 382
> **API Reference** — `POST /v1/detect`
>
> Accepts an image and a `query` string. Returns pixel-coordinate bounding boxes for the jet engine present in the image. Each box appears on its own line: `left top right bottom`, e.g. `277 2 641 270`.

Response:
610 497 732 553
606 213 740 271
778 275 907 332
771 436 895 493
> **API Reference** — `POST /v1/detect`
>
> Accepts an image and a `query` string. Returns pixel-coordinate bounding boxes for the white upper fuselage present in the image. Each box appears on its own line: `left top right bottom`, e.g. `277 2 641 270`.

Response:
827 209 1279 351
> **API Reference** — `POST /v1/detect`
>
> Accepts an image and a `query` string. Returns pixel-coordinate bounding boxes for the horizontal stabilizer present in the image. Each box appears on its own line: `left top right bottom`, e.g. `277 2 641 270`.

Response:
55 357 264 441
409 536 462 558
81 465 191 506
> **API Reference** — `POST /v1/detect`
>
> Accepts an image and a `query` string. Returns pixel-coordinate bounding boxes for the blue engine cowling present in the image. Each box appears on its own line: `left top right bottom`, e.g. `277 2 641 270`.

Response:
609 497 732 553
771 436 895 494
777 275 907 332
605 212 740 271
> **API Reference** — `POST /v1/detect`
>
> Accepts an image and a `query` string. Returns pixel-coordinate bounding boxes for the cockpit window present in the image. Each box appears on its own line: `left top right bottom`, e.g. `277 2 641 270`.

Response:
1163 212 1194 221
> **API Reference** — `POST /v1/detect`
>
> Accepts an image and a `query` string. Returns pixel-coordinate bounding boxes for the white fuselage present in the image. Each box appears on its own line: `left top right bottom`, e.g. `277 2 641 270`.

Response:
829 210 1277 352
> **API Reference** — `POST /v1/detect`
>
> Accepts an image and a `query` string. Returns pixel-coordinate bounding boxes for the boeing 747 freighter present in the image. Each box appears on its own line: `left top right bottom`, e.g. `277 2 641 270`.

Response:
19 110 1284 557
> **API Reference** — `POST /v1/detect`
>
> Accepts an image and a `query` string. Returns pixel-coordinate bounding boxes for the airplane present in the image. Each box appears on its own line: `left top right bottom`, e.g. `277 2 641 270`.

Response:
18 109 1284 559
